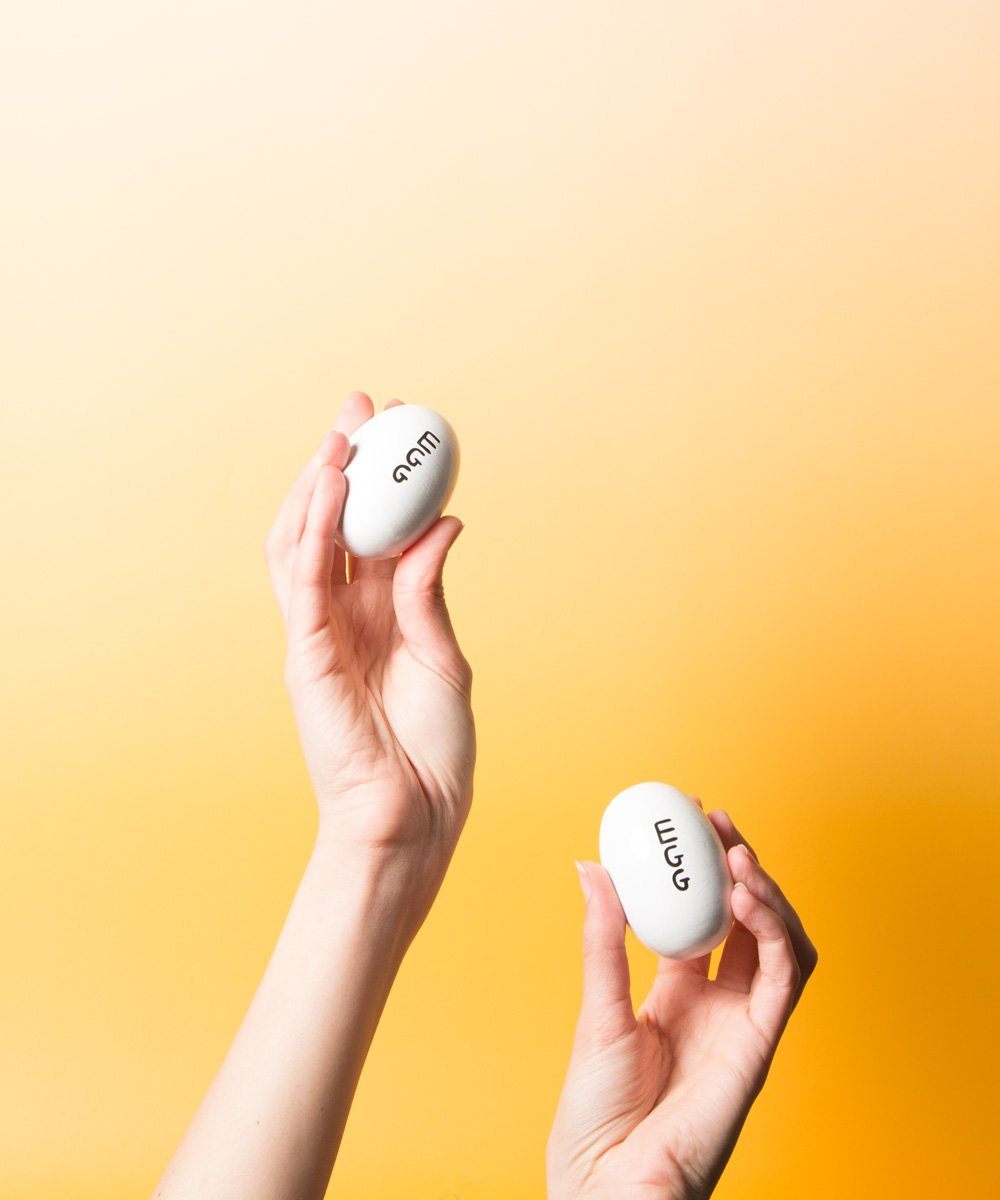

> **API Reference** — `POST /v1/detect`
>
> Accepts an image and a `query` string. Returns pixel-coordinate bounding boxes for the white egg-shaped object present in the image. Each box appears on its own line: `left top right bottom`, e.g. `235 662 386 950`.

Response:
338 405 459 559
599 782 733 960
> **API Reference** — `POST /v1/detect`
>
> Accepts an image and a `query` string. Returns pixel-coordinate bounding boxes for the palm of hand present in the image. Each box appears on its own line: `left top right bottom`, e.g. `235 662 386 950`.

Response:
290 572 475 853
582 973 769 1200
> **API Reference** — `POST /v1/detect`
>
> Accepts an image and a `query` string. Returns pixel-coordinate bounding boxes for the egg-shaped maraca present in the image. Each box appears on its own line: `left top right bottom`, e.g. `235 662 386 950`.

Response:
338 404 459 559
599 782 733 959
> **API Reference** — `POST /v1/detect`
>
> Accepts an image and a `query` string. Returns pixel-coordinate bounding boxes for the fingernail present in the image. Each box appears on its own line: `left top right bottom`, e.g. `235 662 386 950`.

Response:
574 860 591 901
733 881 747 892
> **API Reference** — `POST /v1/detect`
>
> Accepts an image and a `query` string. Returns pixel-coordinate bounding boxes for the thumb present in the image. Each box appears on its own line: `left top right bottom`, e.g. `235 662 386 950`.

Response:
392 516 471 693
576 862 636 1041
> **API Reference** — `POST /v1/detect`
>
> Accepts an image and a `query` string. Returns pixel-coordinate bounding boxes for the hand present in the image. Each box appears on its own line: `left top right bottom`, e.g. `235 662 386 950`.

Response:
547 806 817 1200
264 391 475 925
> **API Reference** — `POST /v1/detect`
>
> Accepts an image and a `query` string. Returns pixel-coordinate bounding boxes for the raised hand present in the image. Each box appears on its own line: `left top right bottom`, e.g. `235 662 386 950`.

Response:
547 806 817 1200
264 391 475 926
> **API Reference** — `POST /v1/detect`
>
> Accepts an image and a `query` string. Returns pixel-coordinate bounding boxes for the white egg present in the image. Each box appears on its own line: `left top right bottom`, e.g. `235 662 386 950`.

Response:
338 405 460 559
599 782 733 960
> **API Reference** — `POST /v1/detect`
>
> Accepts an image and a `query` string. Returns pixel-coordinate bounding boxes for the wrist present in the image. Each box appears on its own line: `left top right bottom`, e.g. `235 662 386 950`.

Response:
308 823 443 947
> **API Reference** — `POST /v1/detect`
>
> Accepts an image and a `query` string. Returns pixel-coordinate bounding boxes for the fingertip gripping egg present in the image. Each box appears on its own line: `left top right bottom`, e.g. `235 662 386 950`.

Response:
338 404 459 559
599 782 733 960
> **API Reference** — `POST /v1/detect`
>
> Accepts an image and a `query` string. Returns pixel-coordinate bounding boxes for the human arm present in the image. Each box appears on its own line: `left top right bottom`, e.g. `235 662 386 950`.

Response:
153 392 474 1199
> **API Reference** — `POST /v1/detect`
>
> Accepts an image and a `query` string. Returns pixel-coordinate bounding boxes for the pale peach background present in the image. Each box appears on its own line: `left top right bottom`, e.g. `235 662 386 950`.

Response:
2 3 998 1197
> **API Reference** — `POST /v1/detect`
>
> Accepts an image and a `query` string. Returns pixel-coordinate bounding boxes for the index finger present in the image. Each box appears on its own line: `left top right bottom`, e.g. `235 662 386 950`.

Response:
727 843 818 996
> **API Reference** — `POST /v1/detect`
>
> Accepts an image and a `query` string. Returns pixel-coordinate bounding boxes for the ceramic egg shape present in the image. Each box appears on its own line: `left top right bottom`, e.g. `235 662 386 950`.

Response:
599 782 733 960
338 405 459 559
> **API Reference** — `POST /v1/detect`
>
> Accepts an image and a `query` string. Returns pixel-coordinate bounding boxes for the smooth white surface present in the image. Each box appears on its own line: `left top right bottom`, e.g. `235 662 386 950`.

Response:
599 782 733 960
338 405 459 559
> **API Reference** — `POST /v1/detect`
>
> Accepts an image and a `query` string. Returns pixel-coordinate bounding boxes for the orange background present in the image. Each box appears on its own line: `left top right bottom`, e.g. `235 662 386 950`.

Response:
2 3 998 1197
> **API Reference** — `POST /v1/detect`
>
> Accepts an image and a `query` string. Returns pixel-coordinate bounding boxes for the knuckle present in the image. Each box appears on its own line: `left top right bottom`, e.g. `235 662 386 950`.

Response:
291 551 314 585
424 582 447 609
581 927 605 960
453 654 473 694
777 952 802 994
583 1001 631 1048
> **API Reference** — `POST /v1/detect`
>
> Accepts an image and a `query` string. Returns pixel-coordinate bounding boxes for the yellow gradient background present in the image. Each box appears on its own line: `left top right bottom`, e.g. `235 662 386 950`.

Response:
2 3 998 1197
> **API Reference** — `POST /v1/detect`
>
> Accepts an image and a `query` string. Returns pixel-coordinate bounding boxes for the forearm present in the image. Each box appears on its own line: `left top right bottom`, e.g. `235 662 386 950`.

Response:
154 833 418 1200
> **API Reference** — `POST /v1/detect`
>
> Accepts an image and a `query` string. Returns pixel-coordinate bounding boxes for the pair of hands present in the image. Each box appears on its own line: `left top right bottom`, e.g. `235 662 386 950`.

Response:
266 392 816 1200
